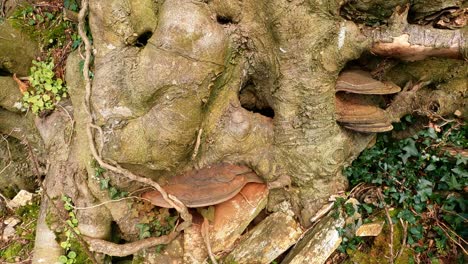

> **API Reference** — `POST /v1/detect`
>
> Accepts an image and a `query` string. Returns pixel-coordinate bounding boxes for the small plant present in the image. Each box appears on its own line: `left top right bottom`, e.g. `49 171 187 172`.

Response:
136 214 178 240
0 195 40 262
10 3 77 49
91 160 129 200
22 60 67 114
342 119 467 261
64 0 79 12
58 195 80 264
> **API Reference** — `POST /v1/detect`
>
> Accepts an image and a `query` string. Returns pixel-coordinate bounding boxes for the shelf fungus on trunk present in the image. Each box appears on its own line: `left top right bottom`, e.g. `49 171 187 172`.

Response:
141 164 265 208
336 70 401 95
335 93 393 133
335 69 401 133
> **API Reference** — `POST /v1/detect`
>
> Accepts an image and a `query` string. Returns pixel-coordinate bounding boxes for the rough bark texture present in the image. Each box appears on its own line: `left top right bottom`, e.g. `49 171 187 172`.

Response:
0 0 466 263
84 0 377 228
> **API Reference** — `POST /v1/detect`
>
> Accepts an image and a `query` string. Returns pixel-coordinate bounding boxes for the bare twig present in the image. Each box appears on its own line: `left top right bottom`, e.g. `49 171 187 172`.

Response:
0 191 10 206
238 190 255 209
57 105 75 145
377 188 394 264
436 222 468 255
395 219 408 260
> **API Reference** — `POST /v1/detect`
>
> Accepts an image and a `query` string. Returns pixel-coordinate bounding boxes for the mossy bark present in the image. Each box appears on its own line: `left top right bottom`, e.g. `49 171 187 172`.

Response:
0 0 466 262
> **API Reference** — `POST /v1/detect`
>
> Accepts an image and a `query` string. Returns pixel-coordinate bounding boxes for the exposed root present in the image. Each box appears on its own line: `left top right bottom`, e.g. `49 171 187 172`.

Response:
201 217 218 264
40 182 99 263
84 232 179 257
364 5 466 61
71 196 153 210
77 0 191 256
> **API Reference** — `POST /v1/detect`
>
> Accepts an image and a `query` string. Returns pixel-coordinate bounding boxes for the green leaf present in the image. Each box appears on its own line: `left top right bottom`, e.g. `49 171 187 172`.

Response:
400 138 419 164
58 255 68 263
67 251 77 259
451 167 468 177
36 99 44 107
109 187 119 199
397 209 416 224
416 179 433 202
60 241 69 249
447 174 462 190
425 163 436 171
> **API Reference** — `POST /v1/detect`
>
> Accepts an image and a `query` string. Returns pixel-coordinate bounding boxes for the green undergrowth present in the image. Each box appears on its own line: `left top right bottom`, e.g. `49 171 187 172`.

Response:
22 60 67 114
44 195 92 264
0 195 40 262
9 3 80 51
341 117 467 263
91 160 129 200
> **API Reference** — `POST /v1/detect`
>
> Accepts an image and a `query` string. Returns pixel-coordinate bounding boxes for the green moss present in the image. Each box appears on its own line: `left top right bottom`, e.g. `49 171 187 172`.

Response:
69 239 93 264
0 196 40 262
131 255 145 264
1 242 22 262
8 4 75 50
347 221 415 264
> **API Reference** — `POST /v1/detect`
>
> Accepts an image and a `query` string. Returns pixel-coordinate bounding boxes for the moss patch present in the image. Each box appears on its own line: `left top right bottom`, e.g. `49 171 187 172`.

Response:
0 195 40 262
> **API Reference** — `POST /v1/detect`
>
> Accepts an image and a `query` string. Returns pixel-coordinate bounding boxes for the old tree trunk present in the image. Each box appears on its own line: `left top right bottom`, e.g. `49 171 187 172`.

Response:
0 0 466 263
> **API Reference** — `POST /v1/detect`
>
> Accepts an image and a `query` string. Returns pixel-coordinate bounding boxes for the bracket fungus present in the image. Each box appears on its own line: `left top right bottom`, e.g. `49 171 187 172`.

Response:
141 164 265 208
336 70 401 95
335 70 401 133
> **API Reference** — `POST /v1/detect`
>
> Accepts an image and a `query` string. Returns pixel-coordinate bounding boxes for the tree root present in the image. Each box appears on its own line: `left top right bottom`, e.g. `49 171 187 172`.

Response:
201 217 218 264
84 232 180 257
387 85 465 123
77 0 191 255
364 5 466 61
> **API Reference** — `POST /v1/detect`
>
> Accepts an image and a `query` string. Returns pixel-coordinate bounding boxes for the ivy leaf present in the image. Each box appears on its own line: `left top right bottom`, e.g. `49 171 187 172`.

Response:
446 174 462 190
425 163 436 172
99 178 109 190
397 209 416 224
399 139 419 164
416 179 433 202
451 167 468 177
